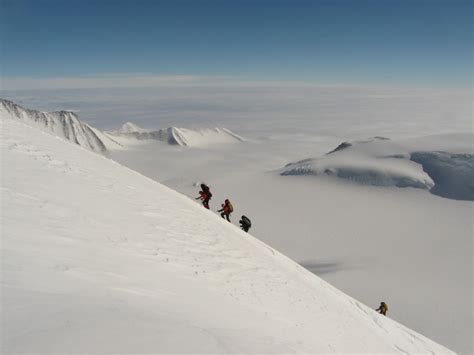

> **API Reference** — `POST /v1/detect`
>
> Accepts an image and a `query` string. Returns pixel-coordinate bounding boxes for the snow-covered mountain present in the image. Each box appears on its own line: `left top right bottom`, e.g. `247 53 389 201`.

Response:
116 121 149 134
1 115 453 353
0 99 245 151
0 98 116 153
281 136 474 201
110 122 245 147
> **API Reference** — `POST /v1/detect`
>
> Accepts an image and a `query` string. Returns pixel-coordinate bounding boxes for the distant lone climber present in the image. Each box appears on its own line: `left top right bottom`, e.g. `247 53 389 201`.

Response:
239 215 252 232
195 183 212 209
218 199 233 222
376 302 388 316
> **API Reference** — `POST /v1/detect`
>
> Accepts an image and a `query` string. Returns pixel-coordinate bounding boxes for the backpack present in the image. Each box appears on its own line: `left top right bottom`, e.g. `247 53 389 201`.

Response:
201 184 211 198
241 215 251 227
227 201 233 213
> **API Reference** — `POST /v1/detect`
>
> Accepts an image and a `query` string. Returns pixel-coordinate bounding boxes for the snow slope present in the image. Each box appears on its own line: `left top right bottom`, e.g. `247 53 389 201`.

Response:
281 136 474 201
108 132 472 352
109 122 245 147
1 117 453 353
0 98 117 153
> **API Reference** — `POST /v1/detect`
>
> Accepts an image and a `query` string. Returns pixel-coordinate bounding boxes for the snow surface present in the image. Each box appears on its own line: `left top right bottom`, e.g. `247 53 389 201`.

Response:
1 116 453 353
107 131 473 353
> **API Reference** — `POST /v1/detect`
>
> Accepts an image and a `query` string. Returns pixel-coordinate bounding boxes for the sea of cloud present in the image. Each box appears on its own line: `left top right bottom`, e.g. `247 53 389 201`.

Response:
1 75 471 143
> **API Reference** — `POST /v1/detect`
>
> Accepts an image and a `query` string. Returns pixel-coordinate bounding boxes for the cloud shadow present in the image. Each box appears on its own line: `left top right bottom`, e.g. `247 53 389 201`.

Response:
299 260 349 276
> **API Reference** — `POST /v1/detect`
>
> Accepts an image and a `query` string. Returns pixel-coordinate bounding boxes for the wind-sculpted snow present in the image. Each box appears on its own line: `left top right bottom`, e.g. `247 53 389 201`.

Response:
282 137 474 200
326 137 390 155
410 151 474 201
0 98 113 153
282 139 434 190
1 117 452 353
110 122 245 147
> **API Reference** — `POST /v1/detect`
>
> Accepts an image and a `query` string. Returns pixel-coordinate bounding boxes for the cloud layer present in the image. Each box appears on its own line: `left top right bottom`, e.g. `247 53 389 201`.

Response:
1 76 471 143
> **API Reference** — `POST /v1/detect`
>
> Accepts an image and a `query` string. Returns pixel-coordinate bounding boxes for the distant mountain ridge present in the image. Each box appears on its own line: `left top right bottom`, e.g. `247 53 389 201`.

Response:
0 99 245 152
0 98 109 153
110 122 245 147
281 137 474 201
116 121 148 134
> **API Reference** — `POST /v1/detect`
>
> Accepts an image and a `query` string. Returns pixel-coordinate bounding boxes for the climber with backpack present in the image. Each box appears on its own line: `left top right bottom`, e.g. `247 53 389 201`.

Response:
239 215 252 232
195 183 212 209
218 199 233 222
376 302 388 316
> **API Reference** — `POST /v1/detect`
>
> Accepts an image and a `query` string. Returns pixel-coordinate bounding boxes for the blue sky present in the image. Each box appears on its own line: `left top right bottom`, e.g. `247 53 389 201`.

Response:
1 0 472 88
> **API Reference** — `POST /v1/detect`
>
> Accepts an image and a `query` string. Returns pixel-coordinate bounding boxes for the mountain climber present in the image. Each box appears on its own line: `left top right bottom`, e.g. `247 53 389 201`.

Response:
376 302 388 316
218 199 233 222
239 215 252 232
195 183 212 209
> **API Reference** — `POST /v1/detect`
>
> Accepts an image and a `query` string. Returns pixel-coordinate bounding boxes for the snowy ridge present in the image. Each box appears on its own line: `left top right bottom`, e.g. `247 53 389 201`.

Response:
88 126 126 151
110 122 245 147
1 116 452 353
0 98 115 153
281 136 474 200
116 121 149 134
282 138 434 189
